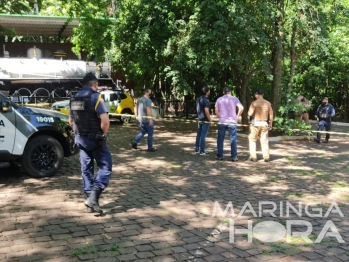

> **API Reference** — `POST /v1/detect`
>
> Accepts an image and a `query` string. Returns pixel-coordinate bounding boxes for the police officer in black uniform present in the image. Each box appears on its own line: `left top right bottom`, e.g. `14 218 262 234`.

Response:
69 73 112 214
314 97 335 143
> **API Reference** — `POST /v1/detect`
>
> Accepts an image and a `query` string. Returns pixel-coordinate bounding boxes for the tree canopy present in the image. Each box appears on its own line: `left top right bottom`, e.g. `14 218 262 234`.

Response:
1 0 349 122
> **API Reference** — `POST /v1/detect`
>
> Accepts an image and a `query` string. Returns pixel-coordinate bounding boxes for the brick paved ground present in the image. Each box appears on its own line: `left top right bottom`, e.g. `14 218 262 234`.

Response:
1 120 349 262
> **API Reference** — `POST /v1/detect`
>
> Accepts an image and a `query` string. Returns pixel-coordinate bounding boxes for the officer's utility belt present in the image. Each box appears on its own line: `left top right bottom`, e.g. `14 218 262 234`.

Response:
78 133 107 148
77 133 105 139
319 118 331 121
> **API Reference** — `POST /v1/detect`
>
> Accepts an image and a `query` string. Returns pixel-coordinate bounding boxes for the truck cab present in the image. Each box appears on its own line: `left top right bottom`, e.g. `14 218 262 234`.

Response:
0 92 77 178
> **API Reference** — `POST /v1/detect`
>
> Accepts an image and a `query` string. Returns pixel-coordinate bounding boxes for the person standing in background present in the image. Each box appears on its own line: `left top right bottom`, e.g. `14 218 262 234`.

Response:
195 87 214 155
295 94 311 123
247 90 273 162
314 97 335 143
215 86 244 161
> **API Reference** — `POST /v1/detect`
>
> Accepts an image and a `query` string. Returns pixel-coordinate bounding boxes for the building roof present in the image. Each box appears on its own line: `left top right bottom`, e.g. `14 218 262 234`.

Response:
0 14 114 38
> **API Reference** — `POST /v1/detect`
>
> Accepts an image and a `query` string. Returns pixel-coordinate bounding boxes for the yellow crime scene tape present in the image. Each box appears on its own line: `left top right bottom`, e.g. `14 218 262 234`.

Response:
109 113 349 136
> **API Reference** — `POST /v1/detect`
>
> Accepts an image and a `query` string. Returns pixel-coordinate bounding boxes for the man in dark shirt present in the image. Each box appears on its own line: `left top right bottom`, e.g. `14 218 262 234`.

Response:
195 87 213 155
314 97 335 143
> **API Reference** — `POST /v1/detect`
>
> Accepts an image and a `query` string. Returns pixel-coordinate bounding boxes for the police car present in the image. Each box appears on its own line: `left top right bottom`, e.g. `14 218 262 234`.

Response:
0 92 77 178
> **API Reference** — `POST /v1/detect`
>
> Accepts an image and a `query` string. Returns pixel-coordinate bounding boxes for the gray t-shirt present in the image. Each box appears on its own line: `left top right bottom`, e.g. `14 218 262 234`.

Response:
137 96 152 123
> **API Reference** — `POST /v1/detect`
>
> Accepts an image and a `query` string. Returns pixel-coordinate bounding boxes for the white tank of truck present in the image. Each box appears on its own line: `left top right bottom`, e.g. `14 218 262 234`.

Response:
0 46 114 100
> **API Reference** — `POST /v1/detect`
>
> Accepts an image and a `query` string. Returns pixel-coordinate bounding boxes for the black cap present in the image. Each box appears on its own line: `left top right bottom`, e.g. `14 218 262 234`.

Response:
82 73 98 83
223 86 231 93
254 89 264 95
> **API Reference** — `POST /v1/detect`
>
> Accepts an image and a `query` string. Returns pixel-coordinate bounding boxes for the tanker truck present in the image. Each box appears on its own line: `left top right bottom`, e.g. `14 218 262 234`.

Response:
0 45 116 103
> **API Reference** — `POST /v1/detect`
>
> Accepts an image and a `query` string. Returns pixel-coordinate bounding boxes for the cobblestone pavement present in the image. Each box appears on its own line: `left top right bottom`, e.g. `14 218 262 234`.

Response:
1 120 349 262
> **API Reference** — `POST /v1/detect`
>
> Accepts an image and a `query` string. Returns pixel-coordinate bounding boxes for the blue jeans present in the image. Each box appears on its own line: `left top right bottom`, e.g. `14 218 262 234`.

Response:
134 122 154 149
75 136 112 194
217 124 237 159
318 120 331 131
195 122 210 153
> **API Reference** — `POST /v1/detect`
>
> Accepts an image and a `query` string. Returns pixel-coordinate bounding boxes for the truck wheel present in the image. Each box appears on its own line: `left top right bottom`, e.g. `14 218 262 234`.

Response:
21 135 64 178
120 109 133 124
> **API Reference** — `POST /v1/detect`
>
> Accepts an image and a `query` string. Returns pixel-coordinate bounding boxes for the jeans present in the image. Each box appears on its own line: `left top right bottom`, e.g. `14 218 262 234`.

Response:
195 122 210 153
134 122 154 149
75 136 112 194
318 120 331 131
217 124 237 159
317 120 331 140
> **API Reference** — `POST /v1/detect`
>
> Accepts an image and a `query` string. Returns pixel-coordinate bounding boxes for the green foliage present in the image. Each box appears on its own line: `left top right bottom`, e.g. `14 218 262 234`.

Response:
0 0 32 14
274 92 313 136
72 243 119 256
2 0 349 121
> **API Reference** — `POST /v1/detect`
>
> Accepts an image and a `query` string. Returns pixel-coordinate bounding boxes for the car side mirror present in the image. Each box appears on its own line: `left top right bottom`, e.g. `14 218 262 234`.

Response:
0 100 11 112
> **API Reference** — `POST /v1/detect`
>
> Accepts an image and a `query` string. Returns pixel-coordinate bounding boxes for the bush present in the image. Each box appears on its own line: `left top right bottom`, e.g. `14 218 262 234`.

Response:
273 93 313 136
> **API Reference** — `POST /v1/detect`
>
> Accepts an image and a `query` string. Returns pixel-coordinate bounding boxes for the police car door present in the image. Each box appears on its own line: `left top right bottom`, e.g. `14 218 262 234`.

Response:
102 93 110 112
109 92 120 113
0 97 16 155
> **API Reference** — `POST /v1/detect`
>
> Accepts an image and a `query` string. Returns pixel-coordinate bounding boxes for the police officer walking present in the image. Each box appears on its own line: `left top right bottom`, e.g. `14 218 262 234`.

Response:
247 90 273 162
69 73 112 214
314 97 335 143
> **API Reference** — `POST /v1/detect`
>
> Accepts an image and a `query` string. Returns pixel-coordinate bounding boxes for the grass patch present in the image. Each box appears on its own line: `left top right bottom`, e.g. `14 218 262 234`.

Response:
72 243 119 257
262 250 271 255
316 172 337 182
284 192 303 198
340 195 349 199
268 176 279 182
295 170 313 176
332 181 349 188
223 219 230 224
169 163 181 168
262 242 301 256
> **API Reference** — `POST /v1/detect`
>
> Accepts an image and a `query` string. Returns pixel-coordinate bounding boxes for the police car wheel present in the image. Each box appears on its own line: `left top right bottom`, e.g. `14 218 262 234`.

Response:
21 135 64 178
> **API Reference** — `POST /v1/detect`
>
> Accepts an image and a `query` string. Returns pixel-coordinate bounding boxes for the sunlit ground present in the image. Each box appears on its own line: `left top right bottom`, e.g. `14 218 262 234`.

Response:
0 120 348 261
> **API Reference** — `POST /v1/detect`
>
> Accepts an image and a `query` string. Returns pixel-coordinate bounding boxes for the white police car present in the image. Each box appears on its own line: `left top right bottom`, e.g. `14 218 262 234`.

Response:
0 92 77 178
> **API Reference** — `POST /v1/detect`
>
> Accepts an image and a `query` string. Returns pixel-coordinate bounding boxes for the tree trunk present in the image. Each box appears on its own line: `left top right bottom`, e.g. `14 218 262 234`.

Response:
271 0 284 114
111 0 117 17
232 66 255 131
288 21 297 94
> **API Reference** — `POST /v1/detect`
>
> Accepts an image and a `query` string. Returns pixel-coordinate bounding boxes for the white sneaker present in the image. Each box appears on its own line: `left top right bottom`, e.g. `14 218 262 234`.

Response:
200 152 210 156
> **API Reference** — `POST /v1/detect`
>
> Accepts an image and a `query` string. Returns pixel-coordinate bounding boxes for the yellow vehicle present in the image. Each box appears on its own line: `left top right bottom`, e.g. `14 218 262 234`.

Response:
100 90 134 123
51 89 134 124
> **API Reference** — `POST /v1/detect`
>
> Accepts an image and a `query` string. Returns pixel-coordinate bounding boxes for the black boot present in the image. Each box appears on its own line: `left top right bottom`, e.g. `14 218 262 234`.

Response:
314 132 321 143
323 133 330 143
84 193 93 213
85 186 103 214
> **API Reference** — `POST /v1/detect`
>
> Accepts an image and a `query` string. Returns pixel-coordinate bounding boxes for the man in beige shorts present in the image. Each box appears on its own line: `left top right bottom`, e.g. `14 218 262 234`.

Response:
246 90 273 162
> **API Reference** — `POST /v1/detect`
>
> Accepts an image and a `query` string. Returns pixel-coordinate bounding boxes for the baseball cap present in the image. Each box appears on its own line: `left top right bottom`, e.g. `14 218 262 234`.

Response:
254 89 264 95
83 73 98 83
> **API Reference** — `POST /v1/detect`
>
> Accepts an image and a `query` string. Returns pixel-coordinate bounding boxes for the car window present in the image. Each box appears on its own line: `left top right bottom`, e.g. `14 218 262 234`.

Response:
109 93 119 101
120 94 127 100
0 92 18 109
